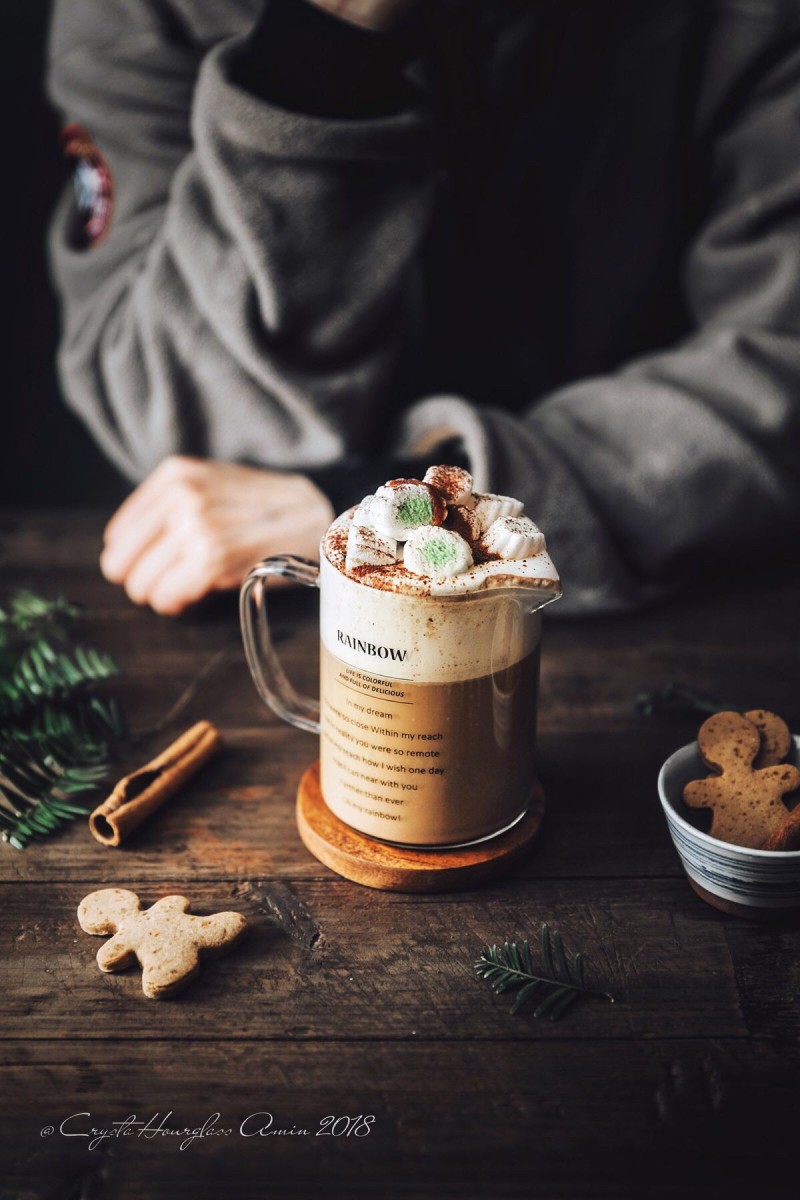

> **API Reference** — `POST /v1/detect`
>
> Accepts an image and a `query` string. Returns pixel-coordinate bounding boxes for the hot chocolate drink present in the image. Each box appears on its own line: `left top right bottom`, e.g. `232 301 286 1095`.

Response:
317 465 561 846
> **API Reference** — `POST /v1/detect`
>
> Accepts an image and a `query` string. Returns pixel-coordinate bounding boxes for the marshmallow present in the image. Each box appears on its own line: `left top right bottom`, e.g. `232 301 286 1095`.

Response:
345 524 397 572
368 480 446 541
472 493 524 532
423 464 473 505
352 494 378 528
403 526 473 579
482 515 546 560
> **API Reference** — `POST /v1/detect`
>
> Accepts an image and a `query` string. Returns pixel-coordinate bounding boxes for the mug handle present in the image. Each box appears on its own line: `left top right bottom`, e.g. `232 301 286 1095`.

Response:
239 555 321 734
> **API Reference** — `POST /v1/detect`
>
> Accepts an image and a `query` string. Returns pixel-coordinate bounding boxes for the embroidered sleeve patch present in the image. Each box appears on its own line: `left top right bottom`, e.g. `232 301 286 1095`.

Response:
62 123 114 248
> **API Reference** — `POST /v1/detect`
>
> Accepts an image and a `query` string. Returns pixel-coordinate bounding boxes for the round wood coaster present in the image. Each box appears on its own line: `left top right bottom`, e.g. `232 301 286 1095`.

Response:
296 762 545 893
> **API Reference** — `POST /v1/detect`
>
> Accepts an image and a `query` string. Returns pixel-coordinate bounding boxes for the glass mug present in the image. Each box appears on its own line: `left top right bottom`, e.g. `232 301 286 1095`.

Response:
240 551 556 848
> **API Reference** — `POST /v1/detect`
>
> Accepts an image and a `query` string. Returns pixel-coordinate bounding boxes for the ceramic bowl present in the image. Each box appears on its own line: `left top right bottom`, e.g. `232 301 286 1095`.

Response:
657 734 800 917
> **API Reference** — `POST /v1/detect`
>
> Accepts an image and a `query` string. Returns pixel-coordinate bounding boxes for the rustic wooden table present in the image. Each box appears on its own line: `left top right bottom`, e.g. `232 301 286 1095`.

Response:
2 511 799 1200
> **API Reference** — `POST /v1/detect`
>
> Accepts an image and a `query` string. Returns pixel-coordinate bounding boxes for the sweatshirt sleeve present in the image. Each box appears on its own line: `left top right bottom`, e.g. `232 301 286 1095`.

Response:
399 35 800 616
46 1 435 484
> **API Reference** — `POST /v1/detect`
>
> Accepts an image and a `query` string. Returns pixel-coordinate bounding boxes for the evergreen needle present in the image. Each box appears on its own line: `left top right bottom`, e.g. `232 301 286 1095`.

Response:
0 590 126 850
475 924 615 1021
1 591 236 849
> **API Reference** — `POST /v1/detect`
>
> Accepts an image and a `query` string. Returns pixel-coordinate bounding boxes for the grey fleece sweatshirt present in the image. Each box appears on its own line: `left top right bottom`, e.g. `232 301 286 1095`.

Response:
47 0 800 615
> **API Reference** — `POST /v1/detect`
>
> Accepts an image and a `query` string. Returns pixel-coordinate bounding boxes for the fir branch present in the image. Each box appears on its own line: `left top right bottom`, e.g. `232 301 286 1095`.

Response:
0 762 110 851
0 590 125 850
475 924 614 1021
0 640 117 719
6 697 125 765
0 590 243 849
0 591 81 636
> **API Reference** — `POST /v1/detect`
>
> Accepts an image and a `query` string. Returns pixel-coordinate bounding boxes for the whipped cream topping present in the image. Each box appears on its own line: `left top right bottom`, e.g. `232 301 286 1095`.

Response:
323 465 562 599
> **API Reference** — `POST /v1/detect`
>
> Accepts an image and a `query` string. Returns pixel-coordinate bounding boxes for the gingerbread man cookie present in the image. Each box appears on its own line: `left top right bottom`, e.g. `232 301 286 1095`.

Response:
743 709 792 769
683 712 800 848
78 888 247 999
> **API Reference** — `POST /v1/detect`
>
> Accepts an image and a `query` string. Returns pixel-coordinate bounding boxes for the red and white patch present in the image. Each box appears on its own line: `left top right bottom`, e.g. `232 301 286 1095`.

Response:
62 123 114 247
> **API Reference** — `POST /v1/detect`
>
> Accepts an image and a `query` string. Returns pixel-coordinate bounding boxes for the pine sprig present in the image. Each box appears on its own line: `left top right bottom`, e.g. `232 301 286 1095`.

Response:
475 925 615 1021
0 640 117 718
0 760 110 850
0 592 125 850
0 591 81 638
6 697 125 765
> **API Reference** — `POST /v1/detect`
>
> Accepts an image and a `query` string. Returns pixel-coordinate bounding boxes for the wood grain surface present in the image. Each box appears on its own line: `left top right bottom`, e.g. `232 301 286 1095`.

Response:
2 511 800 1200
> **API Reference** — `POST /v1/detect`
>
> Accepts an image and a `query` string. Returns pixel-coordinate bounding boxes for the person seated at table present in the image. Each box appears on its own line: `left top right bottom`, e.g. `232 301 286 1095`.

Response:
47 0 800 617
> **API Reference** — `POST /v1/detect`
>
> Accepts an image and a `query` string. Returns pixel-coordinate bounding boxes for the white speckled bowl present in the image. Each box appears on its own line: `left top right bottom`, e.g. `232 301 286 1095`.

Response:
658 735 800 918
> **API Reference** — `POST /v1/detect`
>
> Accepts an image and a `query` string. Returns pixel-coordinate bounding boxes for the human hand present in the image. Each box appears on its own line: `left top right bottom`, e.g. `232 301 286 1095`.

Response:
100 457 335 615
307 0 418 32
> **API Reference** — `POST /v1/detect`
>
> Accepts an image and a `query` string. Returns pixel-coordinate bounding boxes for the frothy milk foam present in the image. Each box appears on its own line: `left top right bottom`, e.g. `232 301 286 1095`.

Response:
317 466 561 846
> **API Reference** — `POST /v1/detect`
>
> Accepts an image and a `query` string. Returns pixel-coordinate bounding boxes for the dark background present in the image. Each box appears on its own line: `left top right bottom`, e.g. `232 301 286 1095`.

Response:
6 0 125 508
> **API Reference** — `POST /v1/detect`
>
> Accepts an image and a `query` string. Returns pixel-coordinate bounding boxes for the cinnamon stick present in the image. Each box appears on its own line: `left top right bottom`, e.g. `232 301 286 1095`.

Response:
89 721 222 847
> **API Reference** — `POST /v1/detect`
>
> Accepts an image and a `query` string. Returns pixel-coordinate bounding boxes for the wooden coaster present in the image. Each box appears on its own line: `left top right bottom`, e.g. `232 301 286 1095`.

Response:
296 762 545 893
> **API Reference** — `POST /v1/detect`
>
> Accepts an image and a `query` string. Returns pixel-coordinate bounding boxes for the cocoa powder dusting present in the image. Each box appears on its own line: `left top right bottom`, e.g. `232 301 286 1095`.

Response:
445 504 482 544
324 485 559 596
